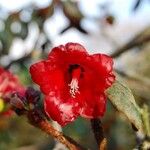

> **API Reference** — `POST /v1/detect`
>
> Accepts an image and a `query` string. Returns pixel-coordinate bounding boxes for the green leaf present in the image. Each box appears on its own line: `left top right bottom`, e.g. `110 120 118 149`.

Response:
106 81 143 132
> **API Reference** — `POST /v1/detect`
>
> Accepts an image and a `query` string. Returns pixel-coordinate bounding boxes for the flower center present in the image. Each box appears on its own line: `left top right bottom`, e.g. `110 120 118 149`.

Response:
68 66 81 98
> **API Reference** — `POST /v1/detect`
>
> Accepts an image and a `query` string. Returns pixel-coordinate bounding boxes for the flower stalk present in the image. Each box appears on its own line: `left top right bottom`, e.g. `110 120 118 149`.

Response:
91 118 107 150
31 120 79 150
27 109 87 150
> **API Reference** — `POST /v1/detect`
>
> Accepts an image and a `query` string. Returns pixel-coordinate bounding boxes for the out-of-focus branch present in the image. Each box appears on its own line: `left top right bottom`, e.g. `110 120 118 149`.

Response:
4 52 32 69
111 27 150 58
28 110 87 150
91 119 107 150
31 120 79 150
115 69 150 100
52 122 87 150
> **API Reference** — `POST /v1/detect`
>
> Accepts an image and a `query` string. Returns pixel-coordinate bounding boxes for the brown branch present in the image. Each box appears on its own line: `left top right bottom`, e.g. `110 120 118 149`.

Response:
115 69 150 101
27 110 87 150
63 135 88 150
32 120 79 150
111 31 150 58
91 118 107 150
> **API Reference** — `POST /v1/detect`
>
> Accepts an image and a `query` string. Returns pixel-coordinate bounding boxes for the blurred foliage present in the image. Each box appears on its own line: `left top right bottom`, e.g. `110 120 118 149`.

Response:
0 116 54 150
0 0 150 150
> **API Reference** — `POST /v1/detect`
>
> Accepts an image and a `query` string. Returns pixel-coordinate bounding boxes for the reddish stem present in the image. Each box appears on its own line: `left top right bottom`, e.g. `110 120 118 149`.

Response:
33 120 79 150
27 110 87 150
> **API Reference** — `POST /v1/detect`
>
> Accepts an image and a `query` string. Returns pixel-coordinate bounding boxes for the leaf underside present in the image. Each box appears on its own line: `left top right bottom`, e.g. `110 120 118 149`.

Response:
106 81 143 132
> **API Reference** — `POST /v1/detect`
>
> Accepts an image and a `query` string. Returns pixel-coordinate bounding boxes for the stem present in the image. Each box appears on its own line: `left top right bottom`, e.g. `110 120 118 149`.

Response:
110 34 150 58
31 119 80 150
91 118 107 150
27 109 87 150
64 135 87 150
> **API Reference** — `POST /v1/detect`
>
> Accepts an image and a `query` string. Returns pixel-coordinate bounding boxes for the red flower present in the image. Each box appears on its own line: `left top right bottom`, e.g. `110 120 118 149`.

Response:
30 43 115 126
0 67 25 98
0 67 25 117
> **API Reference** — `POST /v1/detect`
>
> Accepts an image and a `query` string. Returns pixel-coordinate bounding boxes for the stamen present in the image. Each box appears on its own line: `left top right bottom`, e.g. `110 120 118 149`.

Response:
68 78 80 98
68 66 81 98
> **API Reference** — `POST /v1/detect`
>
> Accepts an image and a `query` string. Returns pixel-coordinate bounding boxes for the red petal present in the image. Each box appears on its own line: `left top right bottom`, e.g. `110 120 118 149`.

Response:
92 54 114 73
0 67 25 96
48 43 88 66
48 43 87 58
91 54 115 87
44 95 80 126
65 42 87 53
30 60 65 95
92 94 106 117
0 67 5 74
78 90 106 118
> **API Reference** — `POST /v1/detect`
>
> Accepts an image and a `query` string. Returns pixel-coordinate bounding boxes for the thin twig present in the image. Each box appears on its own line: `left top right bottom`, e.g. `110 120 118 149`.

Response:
31 119 80 150
27 110 87 150
64 135 88 150
115 69 150 101
111 32 150 58
91 118 107 150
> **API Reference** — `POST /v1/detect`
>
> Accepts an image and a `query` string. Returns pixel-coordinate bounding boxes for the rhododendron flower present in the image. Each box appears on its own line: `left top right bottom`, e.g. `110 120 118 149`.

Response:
30 43 115 126
0 67 25 116
0 67 25 98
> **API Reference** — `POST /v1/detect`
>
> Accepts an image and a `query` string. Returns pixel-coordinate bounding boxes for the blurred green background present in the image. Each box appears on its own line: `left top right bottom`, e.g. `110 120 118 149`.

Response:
0 0 150 149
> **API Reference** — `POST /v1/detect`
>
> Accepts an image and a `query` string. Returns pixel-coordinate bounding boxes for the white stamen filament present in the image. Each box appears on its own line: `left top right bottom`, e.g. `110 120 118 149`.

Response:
68 78 80 98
